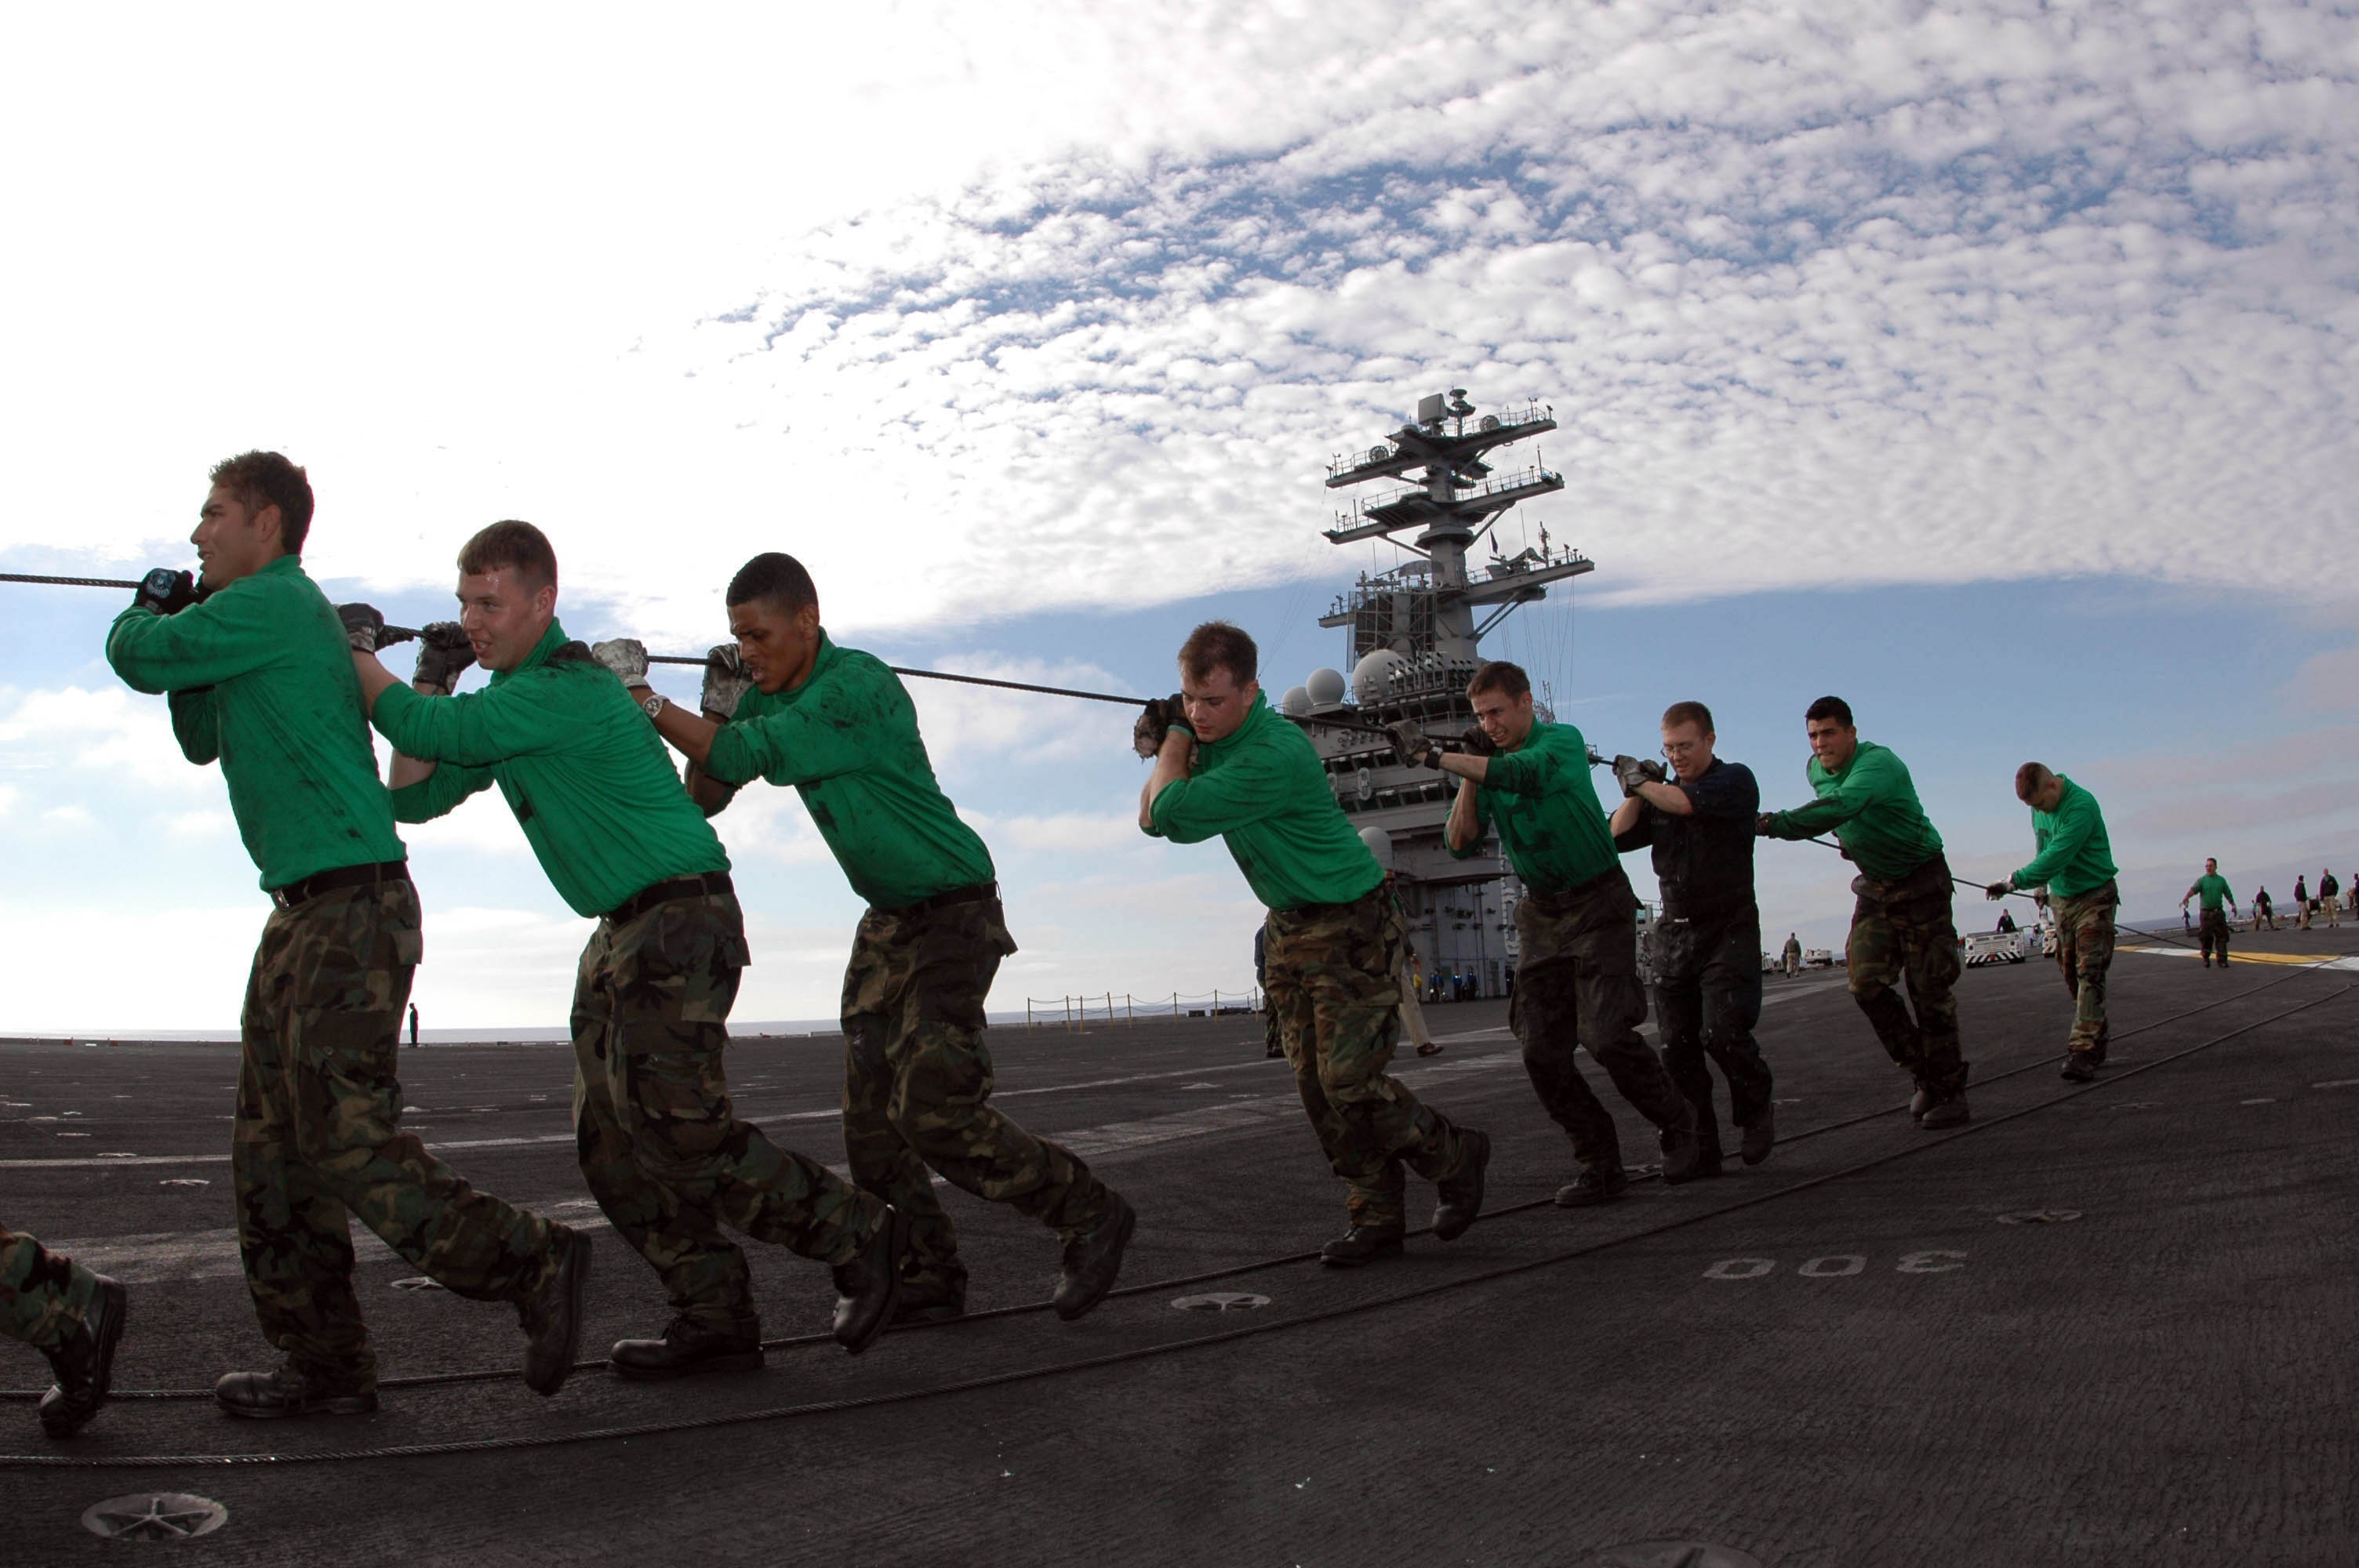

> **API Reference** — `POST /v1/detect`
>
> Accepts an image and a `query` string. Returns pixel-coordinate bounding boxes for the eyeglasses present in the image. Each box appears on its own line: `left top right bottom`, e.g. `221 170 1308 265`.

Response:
1660 740 1704 760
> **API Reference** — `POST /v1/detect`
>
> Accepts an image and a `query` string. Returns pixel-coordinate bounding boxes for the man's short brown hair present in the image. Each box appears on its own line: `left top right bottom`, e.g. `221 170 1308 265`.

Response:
2015 761 2055 802
1467 660 1529 700
1662 700 1714 734
456 520 559 590
1179 620 1257 686
210 451 314 554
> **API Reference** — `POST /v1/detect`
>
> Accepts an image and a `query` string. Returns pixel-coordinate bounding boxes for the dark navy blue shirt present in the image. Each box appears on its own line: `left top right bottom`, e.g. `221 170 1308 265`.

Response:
1612 757 1760 923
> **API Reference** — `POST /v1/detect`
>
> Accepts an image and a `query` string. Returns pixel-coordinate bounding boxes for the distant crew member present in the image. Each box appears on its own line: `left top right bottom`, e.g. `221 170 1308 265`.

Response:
406 1002 420 1050
1391 660 1703 1206
1607 700 1776 1172
349 523 906 1378
2320 869 2341 929
1782 932 1803 978
633 551 1133 1326
2 1225 124 1438
1758 697 1971 1129
2182 858 2238 967
2292 874 2310 930
108 455 588 1419
1139 622 1490 1266
2253 887 2275 931
1986 764 2118 1081
1995 908 2017 934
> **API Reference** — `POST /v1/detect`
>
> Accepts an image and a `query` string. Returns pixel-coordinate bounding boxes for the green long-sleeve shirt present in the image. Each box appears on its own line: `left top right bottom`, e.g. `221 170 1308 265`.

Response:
373 619 727 918
2012 776 2117 898
1763 740 1944 883
1446 720 1619 894
700 633 993 911
104 554 405 891
1143 691 1383 911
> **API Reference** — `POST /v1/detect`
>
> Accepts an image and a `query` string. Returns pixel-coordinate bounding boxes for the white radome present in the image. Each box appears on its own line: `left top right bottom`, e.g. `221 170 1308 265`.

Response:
1304 667 1347 706
1358 826 1394 869
1350 649 1408 706
1279 685 1312 716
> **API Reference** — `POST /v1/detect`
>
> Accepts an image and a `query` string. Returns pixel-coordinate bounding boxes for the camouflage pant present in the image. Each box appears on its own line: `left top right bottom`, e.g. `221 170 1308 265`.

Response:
2199 907 2232 962
1512 869 1694 1176
236 880 564 1388
2055 882 2117 1060
1651 910 1774 1157
0 1225 98 1355
1264 887 1478 1230
574 891 881 1336
1845 855 1968 1095
841 891 1109 1302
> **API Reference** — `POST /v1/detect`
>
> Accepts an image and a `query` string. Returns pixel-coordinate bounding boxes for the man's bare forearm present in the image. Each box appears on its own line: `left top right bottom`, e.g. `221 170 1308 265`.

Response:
351 651 438 787
1634 778 1691 815
652 701 722 769
1436 752 1491 784
1139 731 1193 830
1445 776 1481 852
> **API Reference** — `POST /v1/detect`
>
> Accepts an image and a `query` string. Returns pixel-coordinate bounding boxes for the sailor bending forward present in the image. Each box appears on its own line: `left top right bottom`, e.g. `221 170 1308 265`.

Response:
349 522 907 1378
1986 764 2118 1081
1139 622 1490 1267
620 551 1135 1324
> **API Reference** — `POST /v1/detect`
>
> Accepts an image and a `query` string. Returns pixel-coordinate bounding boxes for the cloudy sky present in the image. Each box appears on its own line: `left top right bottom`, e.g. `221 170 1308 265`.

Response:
2 2 2354 1032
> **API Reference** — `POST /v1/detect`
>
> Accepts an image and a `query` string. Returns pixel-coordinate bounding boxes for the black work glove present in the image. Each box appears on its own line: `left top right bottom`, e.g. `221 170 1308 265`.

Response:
1984 880 2012 901
1132 693 1189 759
1754 812 1778 837
1612 754 1667 797
133 568 198 616
1458 724 1497 758
701 644 753 720
1386 720 1438 770
337 603 387 653
410 622 476 694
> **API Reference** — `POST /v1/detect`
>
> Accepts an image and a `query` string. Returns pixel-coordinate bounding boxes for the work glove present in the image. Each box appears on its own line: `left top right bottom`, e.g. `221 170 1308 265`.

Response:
410 622 476 695
337 603 388 653
591 638 651 692
701 644 754 720
133 568 198 616
1612 754 1667 797
1386 720 1438 770
1132 693 1189 759
1985 879 2013 901
1458 724 1497 758
1754 813 1778 837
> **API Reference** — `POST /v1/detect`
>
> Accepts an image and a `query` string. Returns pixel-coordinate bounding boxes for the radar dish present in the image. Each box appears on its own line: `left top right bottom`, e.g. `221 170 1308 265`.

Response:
1367 445 1391 464
1305 668 1347 706
1357 826 1394 870
1350 649 1408 705
1279 684 1312 716
1478 414 1500 431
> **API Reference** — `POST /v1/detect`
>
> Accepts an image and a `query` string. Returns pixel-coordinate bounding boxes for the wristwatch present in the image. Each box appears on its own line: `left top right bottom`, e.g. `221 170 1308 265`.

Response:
640 691 666 719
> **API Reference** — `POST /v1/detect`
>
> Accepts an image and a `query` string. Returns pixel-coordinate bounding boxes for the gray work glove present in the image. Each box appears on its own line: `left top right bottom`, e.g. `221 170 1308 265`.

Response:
1133 693 1189 759
700 644 754 720
591 638 651 692
1386 720 1439 770
133 568 198 617
1612 754 1667 797
1458 724 1497 758
1985 879 2014 900
411 622 476 694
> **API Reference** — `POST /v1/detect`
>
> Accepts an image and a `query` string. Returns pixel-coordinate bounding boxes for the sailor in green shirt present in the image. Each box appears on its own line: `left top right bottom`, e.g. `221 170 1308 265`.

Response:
1390 661 1702 1203
107 452 587 1420
349 521 906 1379
1986 765 2120 1078
1759 696 1972 1127
2179 858 2240 968
623 552 1133 1325
1137 621 1488 1265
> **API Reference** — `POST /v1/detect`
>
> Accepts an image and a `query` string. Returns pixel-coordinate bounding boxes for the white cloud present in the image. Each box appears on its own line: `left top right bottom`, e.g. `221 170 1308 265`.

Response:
0 686 213 793
40 804 96 831
164 810 233 840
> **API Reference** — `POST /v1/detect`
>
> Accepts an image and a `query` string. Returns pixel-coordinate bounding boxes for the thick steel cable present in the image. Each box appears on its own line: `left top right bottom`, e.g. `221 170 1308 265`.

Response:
5 973 2340 1465
0 571 142 590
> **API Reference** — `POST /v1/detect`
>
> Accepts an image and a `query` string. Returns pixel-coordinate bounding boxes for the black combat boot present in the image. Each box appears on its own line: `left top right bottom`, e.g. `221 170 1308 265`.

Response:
1319 1225 1405 1267
1554 1166 1630 1208
1430 1129 1491 1241
37 1276 125 1439
1740 1105 1776 1167
1659 1118 1705 1185
1053 1191 1136 1320
609 1318 764 1381
1918 1089 1971 1129
214 1361 377 1419
518 1229 591 1396
2059 1054 2098 1083
831 1205 910 1354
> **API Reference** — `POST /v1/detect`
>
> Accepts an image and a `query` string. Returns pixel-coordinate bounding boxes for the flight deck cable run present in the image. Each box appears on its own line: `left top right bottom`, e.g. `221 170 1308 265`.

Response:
3 978 2342 1469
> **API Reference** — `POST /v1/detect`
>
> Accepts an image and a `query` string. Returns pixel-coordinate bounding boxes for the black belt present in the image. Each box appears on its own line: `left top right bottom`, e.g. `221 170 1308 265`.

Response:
269 860 409 911
1278 881 1386 920
605 871 734 925
878 880 997 919
1522 864 1624 915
